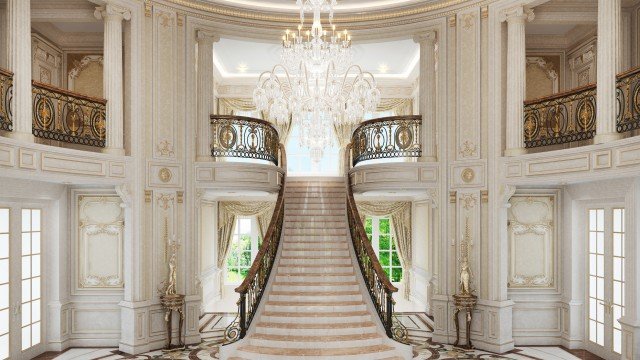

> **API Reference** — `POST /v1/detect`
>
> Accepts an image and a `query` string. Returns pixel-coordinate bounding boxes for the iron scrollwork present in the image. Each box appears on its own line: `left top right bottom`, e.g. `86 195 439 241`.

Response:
523 84 596 148
351 115 422 166
616 67 640 133
211 115 280 165
0 68 13 131
224 178 286 344
31 81 106 147
346 176 407 344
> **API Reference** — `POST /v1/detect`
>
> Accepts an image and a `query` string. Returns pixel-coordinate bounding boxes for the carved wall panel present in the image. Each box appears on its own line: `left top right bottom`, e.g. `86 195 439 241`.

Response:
32 34 62 87
568 39 596 88
77 195 124 289
526 56 559 100
67 54 104 98
152 8 178 160
507 194 556 289
456 8 480 161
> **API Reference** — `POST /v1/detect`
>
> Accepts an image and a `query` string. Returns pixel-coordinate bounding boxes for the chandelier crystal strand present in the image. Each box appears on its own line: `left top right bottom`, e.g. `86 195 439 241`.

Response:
253 0 380 152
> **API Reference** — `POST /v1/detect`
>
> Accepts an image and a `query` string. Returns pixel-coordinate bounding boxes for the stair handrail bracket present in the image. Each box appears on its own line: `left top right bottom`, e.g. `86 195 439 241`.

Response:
346 175 409 344
210 114 280 166
224 177 286 344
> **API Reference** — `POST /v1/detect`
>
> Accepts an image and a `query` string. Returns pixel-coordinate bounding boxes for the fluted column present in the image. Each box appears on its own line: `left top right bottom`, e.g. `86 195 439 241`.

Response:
95 4 130 155
501 6 534 157
196 30 219 161
595 0 623 144
6 0 33 141
413 31 437 162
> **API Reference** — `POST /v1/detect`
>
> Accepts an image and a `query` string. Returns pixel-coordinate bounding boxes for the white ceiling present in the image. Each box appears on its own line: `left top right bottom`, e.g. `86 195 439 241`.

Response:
202 0 429 12
52 22 103 33
525 23 577 36
212 37 419 81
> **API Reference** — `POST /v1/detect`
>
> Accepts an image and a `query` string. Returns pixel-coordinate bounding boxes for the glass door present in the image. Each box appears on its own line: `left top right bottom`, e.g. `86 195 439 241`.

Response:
1 206 44 360
586 207 626 360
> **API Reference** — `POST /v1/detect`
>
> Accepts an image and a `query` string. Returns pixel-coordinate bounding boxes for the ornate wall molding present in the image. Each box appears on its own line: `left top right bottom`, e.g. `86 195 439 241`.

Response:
507 194 556 289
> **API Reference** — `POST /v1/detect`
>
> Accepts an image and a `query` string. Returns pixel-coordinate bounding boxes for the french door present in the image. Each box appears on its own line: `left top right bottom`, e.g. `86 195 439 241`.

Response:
0 206 44 360
586 206 625 360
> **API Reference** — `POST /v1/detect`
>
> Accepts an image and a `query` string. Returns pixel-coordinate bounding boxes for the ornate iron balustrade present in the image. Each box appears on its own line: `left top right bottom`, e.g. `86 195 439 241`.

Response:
351 115 422 166
0 68 13 131
211 115 280 165
346 176 408 344
224 177 286 343
616 66 640 133
523 84 597 148
32 81 106 147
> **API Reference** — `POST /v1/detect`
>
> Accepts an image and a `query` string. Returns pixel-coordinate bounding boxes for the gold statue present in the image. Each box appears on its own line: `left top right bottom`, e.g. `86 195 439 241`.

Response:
459 257 471 295
166 251 177 295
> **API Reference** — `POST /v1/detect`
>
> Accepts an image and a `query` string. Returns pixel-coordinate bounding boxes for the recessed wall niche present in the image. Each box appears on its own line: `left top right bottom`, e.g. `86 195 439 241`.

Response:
507 192 558 290
75 192 124 291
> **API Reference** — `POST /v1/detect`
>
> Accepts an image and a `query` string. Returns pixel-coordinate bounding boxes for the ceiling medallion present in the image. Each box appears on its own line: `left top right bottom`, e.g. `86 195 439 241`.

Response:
253 0 381 158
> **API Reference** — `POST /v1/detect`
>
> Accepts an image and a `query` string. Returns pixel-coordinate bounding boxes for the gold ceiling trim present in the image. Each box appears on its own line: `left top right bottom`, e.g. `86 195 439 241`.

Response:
162 0 484 23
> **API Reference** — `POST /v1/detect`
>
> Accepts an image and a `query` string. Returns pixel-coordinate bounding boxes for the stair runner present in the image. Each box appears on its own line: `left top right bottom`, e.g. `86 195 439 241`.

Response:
228 179 404 360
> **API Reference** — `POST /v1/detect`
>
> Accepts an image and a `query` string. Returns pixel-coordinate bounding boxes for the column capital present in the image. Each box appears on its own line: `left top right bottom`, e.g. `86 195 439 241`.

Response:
413 30 437 45
196 30 220 44
499 5 534 23
94 4 131 22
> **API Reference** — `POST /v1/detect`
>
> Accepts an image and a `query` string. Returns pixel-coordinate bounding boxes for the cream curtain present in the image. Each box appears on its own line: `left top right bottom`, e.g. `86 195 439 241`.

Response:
376 98 413 116
357 201 412 300
217 201 275 292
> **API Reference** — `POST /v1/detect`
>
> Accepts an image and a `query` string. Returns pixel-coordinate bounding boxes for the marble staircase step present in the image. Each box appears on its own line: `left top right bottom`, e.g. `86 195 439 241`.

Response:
236 344 398 360
271 282 360 292
264 301 367 313
277 264 354 274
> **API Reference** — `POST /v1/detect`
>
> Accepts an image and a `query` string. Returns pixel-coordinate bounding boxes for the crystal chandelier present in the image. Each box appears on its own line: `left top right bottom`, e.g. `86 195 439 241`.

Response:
253 0 381 144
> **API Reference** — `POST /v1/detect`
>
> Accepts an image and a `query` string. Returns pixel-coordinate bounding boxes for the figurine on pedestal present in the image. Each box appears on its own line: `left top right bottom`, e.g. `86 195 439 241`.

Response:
453 218 478 349
159 229 186 352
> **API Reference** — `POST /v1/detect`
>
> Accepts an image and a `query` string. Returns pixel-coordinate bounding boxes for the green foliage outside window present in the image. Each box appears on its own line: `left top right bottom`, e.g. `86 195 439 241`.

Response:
365 216 403 283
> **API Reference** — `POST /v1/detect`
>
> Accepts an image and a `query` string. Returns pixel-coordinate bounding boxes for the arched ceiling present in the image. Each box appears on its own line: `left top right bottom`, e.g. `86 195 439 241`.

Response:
197 0 431 13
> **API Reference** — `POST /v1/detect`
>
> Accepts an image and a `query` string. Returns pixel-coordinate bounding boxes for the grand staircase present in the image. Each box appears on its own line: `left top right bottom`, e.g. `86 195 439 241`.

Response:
224 178 409 360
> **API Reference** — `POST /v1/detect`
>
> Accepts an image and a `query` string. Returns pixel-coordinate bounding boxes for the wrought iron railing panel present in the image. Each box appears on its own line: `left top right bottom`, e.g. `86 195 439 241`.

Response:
224 177 286 343
211 115 280 165
616 67 640 133
31 81 106 147
351 115 422 166
346 176 408 344
0 69 13 131
523 85 597 148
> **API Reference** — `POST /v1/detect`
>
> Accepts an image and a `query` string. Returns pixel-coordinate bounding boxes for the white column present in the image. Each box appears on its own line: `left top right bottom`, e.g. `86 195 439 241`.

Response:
595 0 623 144
196 30 219 162
413 31 437 162
95 4 130 155
6 0 33 141
501 6 533 157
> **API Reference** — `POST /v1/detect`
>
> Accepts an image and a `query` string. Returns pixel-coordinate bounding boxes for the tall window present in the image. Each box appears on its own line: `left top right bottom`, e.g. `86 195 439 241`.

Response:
21 209 41 351
285 122 339 176
612 208 625 354
588 208 605 346
365 216 402 283
0 209 9 360
226 217 260 284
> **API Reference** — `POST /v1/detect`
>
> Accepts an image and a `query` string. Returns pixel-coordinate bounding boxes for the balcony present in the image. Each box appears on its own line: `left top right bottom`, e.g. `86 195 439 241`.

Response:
195 115 286 193
523 66 640 151
0 69 13 132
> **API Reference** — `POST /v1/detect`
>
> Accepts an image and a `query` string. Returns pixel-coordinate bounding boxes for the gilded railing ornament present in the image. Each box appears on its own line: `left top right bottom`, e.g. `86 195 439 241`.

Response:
351 115 422 166
210 115 280 165
453 217 478 349
523 84 596 148
0 69 13 131
616 66 640 133
31 81 106 147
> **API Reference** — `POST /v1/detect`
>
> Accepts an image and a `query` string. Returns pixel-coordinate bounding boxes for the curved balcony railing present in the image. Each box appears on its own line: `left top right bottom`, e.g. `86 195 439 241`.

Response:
616 66 640 133
523 84 597 148
210 115 280 166
224 176 286 343
346 175 408 344
0 68 13 131
32 81 107 147
351 115 422 166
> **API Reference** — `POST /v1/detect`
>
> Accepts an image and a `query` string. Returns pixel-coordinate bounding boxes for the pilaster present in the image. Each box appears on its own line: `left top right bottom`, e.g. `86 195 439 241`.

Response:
413 31 437 162
196 30 219 162
595 0 623 144
501 6 534 157
6 0 34 142
95 3 131 155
